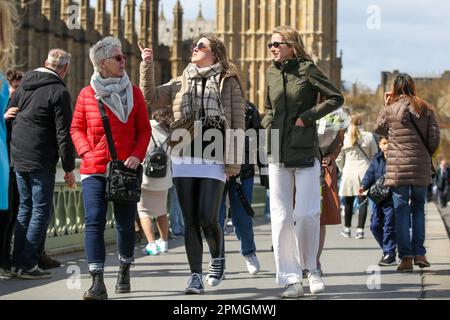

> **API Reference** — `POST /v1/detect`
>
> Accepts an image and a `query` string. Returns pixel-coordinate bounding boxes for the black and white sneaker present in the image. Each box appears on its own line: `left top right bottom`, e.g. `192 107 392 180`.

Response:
185 273 204 294
18 265 52 279
378 254 397 266
206 257 225 286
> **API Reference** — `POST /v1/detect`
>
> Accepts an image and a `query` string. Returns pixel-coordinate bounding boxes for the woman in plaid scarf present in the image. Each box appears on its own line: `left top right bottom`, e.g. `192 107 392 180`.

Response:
139 33 245 294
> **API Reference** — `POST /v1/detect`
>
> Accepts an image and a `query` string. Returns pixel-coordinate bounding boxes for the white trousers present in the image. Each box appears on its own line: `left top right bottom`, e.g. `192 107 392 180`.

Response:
269 161 321 285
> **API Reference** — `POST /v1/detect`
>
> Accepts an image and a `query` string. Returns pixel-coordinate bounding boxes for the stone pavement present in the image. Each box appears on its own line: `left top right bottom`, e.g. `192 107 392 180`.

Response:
1 202 449 300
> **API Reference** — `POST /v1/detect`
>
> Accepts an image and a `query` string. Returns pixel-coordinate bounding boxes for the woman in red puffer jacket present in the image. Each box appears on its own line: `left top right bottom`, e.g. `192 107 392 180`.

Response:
70 36 150 301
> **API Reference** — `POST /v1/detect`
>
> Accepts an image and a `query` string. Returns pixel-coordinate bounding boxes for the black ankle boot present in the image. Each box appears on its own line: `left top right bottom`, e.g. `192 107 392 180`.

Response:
83 270 107 300
115 264 131 293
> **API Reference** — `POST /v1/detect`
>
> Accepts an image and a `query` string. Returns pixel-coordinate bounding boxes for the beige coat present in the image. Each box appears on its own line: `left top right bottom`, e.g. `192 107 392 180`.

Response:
336 130 378 196
139 61 245 176
375 97 440 186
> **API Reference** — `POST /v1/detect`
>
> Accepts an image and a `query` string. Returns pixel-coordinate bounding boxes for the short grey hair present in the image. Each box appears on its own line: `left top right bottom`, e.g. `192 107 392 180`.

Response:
45 49 71 69
89 37 122 73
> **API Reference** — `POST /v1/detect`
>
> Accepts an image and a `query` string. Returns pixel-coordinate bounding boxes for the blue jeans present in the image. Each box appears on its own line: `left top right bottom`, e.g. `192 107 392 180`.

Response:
391 186 427 259
168 185 184 235
12 171 55 270
219 177 256 257
370 201 396 256
82 176 136 270
264 189 271 220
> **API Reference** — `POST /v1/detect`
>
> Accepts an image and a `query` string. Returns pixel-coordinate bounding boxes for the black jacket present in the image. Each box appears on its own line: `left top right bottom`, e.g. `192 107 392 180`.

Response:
9 68 75 173
240 101 262 180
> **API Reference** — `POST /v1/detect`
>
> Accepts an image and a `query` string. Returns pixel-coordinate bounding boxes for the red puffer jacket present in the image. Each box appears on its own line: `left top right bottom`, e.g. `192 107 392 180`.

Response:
70 85 151 174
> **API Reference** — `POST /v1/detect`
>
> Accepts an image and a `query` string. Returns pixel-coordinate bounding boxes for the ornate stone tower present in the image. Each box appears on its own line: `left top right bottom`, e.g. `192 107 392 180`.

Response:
216 0 342 112
171 0 184 78
110 0 122 38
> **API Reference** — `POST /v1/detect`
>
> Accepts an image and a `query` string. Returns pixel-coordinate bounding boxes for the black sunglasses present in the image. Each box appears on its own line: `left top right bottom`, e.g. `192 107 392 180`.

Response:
267 42 288 49
191 42 209 52
106 54 127 62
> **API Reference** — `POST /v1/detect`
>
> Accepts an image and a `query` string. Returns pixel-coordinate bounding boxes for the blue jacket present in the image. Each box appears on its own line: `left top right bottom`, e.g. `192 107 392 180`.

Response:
0 73 10 210
361 150 386 191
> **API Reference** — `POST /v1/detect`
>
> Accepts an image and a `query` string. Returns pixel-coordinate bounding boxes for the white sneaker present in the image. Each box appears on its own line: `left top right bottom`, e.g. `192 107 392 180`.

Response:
156 239 168 253
145 242 160 255
244 254 260 275
281 282 304 298
308 269 325 294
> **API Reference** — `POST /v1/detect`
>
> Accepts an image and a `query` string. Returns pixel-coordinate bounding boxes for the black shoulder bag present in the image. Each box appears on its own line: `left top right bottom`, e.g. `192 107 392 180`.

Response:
98 100 143 204
409 112 436 177
144 134 169 178
367 175 391 205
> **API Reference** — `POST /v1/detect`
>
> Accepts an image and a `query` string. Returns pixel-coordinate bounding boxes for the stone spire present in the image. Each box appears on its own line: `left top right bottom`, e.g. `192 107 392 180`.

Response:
80 0 90 30
171 0 184 77
148 0 159 49
139 0 150 47
159 2 166 21
197 2 204 21
60 0 71 22
110 0 122 38
95 0 106 35
124 0 136 43
41 0 52 20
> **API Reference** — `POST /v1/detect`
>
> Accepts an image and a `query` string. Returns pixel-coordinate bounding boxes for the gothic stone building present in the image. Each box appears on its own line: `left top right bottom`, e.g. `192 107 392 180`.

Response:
13 0 341 114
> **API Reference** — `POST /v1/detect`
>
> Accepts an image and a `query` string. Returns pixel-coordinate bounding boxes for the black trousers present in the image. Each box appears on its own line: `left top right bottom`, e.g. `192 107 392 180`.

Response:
174 177 225 274
343 196 368 229
0 171 20 269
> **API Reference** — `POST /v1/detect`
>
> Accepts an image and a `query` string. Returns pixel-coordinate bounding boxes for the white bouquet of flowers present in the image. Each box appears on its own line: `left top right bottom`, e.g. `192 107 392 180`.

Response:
316 108 351 155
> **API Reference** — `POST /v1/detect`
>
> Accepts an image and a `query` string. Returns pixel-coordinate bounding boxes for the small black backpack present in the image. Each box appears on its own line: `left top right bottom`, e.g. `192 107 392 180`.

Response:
144 135 169 178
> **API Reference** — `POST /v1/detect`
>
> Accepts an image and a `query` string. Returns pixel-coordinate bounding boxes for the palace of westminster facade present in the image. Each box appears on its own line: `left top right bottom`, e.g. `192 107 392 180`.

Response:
13 0 341 112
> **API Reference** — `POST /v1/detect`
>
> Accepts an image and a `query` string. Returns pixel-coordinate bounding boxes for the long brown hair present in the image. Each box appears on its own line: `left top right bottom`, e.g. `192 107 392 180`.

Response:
199 33 241 82
0 0 19 73
390 73 433 115
272 26 313 62
349 112 362 147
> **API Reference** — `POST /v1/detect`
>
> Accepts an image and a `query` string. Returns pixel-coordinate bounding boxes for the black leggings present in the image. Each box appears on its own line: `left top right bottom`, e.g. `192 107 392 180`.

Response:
174 177 225 274
344 196 368 229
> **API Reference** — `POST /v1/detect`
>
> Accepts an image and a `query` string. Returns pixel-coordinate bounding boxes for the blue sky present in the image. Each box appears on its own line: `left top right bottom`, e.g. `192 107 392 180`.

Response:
160 0 450 91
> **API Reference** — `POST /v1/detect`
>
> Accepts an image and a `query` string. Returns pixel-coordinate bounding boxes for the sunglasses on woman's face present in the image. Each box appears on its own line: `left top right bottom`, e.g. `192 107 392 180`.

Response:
191 42 210 52
267 42 288 49
106 54 127 62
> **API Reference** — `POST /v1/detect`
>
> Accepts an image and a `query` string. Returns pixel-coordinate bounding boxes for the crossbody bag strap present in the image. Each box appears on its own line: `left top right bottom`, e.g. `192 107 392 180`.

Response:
409 112 432 156
97 100 118 161
356 142 370 161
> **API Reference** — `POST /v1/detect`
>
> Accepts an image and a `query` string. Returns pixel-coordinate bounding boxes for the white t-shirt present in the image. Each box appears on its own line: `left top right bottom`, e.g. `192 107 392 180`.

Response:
171 156 226 183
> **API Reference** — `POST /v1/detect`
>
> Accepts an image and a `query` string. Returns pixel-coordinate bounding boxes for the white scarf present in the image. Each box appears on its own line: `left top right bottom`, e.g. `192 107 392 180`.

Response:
182 63 225 127
90 72 133 123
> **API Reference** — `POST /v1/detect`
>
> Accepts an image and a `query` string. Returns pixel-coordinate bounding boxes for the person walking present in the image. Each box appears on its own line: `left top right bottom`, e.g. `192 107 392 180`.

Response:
336 113 377 239
435 160 449 208
0 0 19 278
375 73 440 272
138 109 172 255
9 49 75 279
70 37 150 299
218 100 262 276
358 136 397 266
0 69 23 276
261 25 344 298
139 33 245 294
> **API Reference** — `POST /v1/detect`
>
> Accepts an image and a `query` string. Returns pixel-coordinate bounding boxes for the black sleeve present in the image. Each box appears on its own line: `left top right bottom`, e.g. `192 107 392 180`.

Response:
54 89 75 172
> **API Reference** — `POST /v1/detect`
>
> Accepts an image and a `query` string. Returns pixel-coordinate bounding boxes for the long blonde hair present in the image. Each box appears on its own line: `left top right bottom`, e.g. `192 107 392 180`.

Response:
0 0 19 73
349 113 362 147
272 26 313 62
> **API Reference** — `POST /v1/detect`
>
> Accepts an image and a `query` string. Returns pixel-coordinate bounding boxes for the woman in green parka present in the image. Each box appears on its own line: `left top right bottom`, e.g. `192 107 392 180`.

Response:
261 26 344 298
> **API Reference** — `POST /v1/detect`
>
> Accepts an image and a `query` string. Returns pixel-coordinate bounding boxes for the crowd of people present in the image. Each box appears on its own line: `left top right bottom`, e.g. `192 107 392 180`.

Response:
0 0 442 300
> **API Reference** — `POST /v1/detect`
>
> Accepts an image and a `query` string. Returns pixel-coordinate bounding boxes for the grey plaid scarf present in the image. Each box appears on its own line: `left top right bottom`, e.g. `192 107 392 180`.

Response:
182 63 226 127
